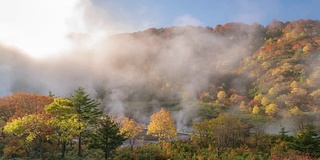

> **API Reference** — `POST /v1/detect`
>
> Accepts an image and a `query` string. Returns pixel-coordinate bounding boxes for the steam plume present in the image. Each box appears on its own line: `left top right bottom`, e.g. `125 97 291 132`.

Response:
0 0 262 130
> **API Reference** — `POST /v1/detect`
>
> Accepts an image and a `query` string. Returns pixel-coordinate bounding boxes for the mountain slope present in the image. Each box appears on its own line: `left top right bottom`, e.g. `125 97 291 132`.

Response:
239 19 320 118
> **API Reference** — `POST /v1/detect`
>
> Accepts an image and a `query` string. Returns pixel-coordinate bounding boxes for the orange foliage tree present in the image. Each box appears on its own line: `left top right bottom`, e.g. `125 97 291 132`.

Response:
0 93 53 159
0 93 53 122
119 117 144 151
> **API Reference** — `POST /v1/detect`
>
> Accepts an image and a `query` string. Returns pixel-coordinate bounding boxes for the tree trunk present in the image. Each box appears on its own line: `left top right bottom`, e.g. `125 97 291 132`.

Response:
78 105 82 158
61 141 66 158
217 147 221 157
78 134 82 158
130 138 135 152
104 148 109 160
26 144 33 159
39 137 44 160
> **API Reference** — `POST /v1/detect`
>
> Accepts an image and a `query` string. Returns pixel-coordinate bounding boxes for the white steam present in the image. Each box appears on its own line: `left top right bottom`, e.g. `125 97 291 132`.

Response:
0 0 260 130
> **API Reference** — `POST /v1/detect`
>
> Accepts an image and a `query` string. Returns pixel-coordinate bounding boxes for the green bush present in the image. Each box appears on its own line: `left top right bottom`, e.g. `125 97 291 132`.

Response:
114 144 168 160
113 147 136 160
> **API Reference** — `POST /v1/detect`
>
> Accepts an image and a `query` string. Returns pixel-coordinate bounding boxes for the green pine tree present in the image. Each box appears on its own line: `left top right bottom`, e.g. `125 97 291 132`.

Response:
89 115 127 160
290 124 320 157
69 87 103 158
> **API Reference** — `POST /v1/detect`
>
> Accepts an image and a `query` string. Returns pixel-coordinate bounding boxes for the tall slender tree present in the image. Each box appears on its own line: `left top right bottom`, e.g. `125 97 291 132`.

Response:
69 87 103 158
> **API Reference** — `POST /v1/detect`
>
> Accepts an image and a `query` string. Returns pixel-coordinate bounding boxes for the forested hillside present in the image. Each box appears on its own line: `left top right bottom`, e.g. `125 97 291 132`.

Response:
0 19 319 159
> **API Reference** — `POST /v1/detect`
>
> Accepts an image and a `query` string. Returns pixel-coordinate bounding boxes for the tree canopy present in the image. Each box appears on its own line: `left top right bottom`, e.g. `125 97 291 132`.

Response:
147 108 177 147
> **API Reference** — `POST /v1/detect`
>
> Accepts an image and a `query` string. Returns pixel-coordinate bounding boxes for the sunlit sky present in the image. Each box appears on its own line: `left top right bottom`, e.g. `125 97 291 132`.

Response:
0 0 319 58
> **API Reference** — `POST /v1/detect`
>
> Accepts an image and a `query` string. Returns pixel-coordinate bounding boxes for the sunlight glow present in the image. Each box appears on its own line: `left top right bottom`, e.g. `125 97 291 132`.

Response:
0 0 80 58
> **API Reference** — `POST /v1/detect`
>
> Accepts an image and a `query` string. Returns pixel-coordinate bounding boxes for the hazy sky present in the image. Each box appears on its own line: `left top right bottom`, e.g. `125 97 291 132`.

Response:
0 0 319 58
92 0 320 29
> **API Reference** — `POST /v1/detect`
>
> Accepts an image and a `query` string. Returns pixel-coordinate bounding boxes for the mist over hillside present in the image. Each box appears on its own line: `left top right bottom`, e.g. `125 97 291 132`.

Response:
1 19 319 131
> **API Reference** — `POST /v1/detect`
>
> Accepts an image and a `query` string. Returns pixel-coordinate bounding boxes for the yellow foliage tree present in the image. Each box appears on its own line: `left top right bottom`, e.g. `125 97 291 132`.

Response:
217 91 227 101
252 105 260 115
4 113 53 159
265 103 279 117
268 87 276 96
302 43 312 53
119 117 144 151
253 93 263 101
147 108 177 148
44 98 84 158
261 96 270 106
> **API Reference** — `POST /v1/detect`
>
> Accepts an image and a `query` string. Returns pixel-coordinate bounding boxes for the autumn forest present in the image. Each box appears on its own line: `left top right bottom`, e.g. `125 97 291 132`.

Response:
1 19 320 159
